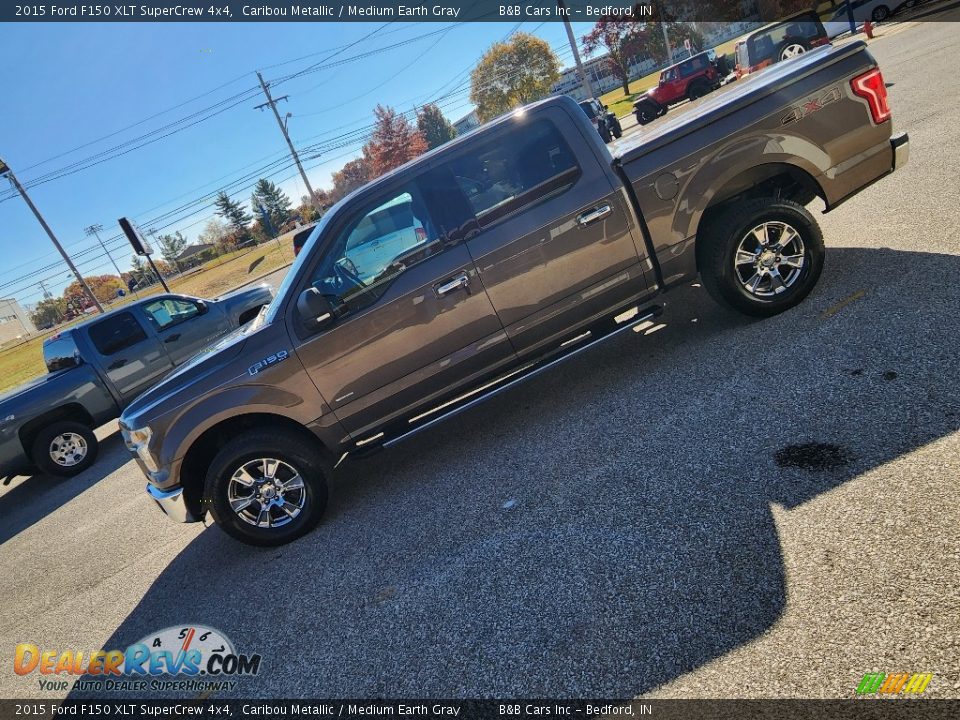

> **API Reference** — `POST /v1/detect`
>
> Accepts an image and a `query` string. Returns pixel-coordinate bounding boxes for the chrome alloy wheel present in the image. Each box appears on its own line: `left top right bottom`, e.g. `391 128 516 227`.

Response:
780 43 807 59
734 221 807 298
49 432 88 467
227 458 306 528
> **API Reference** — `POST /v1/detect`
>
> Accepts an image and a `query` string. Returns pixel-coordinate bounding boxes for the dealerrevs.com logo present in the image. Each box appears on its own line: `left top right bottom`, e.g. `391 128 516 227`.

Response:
15 625 261 694
856 672 933 696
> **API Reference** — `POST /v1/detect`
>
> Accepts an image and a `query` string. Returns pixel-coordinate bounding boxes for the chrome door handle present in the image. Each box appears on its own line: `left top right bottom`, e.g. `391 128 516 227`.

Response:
577 204 612 227
435 272 470 297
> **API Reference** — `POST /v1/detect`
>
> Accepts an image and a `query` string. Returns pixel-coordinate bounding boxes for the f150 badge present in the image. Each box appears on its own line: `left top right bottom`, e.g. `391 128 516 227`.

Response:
781 86 842 125
248 350 289 376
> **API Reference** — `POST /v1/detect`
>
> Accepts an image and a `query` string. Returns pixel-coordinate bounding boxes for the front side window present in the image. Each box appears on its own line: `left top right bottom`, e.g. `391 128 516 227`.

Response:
142 297 201 330
444 119 580 229
306 184 443 314
89 312 147 356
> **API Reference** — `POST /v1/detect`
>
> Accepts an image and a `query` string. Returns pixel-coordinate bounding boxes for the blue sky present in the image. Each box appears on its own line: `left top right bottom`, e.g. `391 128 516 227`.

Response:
0 20 596 306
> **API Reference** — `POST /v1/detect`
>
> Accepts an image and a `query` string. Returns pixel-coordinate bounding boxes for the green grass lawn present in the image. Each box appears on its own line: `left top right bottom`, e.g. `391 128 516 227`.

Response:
0 240 295 395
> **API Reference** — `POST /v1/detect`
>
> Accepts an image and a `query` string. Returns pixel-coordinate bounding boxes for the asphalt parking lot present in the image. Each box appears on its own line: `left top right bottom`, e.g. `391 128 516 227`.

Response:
1 18 959 701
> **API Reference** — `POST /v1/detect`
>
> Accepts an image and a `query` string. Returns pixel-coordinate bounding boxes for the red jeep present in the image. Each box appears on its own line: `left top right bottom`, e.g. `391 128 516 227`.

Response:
633 52 720 125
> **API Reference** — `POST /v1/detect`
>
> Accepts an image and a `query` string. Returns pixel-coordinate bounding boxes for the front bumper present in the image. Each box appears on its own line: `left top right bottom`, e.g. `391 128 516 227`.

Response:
891 131 909 170
146 483 200 523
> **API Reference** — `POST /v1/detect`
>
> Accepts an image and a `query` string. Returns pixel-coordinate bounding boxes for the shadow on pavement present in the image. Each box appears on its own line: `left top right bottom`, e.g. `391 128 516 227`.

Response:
72 247 960 697
0 428 129 546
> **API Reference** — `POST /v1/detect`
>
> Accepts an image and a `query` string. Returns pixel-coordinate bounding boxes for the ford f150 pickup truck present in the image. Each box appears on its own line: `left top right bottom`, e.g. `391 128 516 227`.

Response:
0 286 272 482
121 41 908 546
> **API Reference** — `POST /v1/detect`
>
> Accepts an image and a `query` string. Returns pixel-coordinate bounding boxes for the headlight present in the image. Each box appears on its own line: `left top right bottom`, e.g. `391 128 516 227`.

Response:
126 426 159 473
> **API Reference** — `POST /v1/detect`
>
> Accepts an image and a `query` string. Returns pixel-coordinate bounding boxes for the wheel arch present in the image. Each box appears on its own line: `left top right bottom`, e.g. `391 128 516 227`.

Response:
18 403 95 462
178 412 333 519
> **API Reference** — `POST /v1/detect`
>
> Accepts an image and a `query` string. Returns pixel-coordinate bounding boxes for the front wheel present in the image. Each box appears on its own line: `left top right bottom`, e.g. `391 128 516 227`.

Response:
31 420 99 477
697 198 825 317
599 124 612 143
204 429 330 546
611 119 623 138
872 5 890 21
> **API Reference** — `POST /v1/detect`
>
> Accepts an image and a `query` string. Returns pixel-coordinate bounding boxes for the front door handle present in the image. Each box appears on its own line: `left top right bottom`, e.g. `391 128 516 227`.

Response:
434 272 470 297
163 333 181 343
108 359 127 370
577 204 612 227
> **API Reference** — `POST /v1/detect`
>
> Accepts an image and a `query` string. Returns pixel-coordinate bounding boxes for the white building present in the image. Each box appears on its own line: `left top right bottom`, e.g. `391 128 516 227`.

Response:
453 110 480 136
0 297 36 345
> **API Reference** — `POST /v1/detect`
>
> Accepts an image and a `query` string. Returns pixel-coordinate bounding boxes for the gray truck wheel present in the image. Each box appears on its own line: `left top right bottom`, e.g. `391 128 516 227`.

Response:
204 429 329 546
31 420 99 477
697 197 824 317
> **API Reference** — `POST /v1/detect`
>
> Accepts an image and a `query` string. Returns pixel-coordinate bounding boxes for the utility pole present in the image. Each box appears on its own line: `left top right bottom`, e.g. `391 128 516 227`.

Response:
557 0 594 100
657 1 672 66
0 157 103 313
255 71 317 206
86 223 137 298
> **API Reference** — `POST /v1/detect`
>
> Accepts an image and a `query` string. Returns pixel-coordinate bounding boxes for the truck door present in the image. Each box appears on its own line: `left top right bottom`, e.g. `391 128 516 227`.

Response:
451 105 653 359
140 296 229 365
292 169 515 441
86 311 174 404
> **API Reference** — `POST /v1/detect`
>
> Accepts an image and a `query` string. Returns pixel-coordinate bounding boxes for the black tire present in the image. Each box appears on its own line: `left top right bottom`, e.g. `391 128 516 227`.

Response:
872 5 890 21
31 420 98 477
777 40 809 61
697 198 825 317
687 82 708 101
204 429 330 546
599 124 612 143
611 119 623 138
634 101 662 125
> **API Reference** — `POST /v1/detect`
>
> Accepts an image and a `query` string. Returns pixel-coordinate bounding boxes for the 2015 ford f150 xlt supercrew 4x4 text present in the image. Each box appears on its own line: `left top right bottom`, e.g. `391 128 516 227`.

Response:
120 41 908 546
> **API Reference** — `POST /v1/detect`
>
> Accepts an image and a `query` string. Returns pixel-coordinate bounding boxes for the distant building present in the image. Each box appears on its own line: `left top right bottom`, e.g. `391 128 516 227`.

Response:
0 297 36 345
175 242 216 269
453 111 480 136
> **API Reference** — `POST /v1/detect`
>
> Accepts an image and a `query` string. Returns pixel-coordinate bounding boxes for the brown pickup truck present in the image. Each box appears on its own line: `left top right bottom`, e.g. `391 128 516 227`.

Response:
121 41 908 546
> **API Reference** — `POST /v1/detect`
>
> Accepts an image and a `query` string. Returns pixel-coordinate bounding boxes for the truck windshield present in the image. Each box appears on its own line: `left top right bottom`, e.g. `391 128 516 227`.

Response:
43 332 81 373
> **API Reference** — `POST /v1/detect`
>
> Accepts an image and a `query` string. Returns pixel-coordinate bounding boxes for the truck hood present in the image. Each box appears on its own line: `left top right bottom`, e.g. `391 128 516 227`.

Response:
121 325 251 426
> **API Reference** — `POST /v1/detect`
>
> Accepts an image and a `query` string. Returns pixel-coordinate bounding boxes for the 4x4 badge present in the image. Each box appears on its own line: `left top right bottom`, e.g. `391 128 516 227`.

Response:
781 86 842 125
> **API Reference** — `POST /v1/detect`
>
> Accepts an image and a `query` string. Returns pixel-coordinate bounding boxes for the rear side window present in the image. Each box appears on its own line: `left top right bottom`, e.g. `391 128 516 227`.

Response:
88 312 147 356
445 119 580 228
43 332 81 373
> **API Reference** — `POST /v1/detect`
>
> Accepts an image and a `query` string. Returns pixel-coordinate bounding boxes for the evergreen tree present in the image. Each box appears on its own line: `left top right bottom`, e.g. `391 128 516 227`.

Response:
214 191 253 238
417 104 457 149
250 178 292 235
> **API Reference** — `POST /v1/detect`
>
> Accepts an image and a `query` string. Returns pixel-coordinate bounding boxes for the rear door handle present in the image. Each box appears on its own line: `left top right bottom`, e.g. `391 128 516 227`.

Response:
434 272 470 297
164 333 181 343
577 204 612 227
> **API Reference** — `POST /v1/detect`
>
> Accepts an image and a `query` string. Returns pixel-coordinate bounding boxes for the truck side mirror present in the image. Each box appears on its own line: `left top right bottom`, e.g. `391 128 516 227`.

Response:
196 299 209 314
297 287 335 332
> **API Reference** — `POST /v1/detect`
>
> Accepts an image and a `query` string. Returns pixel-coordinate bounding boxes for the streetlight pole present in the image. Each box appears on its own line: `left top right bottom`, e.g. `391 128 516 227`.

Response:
0 157 103 313
85 223 137 298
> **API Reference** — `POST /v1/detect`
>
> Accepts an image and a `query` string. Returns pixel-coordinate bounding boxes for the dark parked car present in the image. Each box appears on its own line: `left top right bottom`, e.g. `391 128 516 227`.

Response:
578 98 622 143
0 286 272 482
121 42 907 546
735 10 831 78
633 52 721 125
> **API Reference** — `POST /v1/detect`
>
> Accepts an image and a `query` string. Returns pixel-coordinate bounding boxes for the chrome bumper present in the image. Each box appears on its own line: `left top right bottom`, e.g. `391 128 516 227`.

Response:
146 483 200 523
891 132 909 170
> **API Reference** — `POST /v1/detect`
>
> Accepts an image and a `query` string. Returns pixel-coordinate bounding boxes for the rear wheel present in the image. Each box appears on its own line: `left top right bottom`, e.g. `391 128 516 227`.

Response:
611 119 623 138
634 101 660 125
31 420 98 477
599 124 612 143
872 5 890 21
204 429 330 546
687 82 709 101
697 198 824 317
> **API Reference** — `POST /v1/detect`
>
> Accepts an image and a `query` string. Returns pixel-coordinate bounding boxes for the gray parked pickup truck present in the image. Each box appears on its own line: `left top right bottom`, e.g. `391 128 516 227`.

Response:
0 286 272 481
121 41 908 546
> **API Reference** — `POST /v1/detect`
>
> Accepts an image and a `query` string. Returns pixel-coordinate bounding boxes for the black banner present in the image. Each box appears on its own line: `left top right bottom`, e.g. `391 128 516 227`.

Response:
5 0 956 24
1 700 960 720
